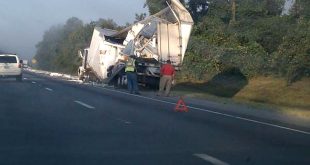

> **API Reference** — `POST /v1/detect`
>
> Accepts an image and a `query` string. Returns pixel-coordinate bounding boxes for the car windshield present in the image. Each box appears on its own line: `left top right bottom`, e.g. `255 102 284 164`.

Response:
0 56 17 63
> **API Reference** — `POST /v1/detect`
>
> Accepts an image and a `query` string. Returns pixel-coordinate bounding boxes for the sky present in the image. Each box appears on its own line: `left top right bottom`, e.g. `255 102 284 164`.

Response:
0 0 147 60
281 0 295 15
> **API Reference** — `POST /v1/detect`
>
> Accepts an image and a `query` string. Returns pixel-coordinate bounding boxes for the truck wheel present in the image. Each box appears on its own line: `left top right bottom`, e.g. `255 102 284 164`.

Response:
117 77 122 86
117 75 127 87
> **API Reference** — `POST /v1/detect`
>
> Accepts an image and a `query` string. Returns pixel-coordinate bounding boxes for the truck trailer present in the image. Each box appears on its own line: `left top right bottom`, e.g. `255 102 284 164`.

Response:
78 0 194 87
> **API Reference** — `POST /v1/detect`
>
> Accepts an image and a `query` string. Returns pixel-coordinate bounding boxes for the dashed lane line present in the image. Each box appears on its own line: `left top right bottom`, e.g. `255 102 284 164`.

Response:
194 154 230 165
45 88 53 92
74 100 95 109
116 118 132 125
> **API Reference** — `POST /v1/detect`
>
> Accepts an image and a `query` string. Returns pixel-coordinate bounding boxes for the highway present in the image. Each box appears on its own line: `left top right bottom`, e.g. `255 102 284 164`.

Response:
0 72 309 165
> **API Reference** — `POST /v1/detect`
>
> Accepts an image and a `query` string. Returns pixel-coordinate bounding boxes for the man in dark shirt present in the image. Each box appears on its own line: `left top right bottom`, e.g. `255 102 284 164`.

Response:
157 60 175 96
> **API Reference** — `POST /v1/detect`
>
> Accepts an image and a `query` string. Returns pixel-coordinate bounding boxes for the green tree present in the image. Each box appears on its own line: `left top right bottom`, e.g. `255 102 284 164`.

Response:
63 17 83 35
144 0 167 15
144 0 185 15
34 17 97 74
264 0 284 15
272 19 310 84
97 18 119 30
187 0 209 21
182 0 309 82
34 25 64 70
135 13 147 23
53 21 95 73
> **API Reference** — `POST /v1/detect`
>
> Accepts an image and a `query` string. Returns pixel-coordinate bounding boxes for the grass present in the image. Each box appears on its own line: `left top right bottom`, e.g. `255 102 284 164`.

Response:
234 77 310 109
172 76 310 119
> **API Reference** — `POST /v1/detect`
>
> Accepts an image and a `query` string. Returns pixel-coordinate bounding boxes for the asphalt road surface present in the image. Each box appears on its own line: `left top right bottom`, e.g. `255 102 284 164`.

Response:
0 72 309 165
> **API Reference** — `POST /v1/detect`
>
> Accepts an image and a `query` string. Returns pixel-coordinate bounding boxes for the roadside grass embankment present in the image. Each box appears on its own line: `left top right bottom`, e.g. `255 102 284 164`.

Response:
173 76 310 119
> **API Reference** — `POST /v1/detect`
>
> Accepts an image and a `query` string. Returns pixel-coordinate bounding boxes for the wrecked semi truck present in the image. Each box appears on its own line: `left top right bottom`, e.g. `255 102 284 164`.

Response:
78 0 194 87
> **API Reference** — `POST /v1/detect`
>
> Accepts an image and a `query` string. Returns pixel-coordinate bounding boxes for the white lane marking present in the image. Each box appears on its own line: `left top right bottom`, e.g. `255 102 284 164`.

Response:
31 81 36 84
23 77 28 80
74 100 95 109
96 86 310 136
188 107 310 135
45 88 53 92
116 118 132 125
194 154 230 165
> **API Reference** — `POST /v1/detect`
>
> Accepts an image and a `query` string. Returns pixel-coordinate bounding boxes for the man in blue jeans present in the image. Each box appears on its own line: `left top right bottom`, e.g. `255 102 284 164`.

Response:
125 56 140 94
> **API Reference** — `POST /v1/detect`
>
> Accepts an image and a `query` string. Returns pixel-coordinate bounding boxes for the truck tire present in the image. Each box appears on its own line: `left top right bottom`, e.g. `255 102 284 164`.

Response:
117 76 122 86
117 75 127 87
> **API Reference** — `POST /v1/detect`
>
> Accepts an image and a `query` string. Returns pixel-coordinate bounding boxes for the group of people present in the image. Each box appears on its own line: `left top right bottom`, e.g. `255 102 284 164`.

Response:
124 56 175 97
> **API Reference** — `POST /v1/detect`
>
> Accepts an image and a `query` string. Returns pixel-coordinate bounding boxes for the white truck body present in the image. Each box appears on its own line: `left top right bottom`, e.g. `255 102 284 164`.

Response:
78 0 193 84
79 28 124 80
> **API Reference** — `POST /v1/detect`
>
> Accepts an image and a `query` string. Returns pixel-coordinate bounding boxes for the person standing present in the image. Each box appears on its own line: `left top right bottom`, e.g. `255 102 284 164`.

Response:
158 60 175 97
125 56 140 94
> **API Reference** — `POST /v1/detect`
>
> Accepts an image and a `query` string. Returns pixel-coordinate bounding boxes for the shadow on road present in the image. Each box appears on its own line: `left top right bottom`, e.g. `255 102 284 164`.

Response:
175 67 249 98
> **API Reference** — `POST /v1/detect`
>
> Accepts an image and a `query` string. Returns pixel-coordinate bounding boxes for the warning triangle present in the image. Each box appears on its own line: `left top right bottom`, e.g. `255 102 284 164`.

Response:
175 97 189 112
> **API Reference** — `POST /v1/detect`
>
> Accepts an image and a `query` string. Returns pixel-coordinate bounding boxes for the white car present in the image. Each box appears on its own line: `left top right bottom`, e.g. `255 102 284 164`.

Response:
0 54 23 81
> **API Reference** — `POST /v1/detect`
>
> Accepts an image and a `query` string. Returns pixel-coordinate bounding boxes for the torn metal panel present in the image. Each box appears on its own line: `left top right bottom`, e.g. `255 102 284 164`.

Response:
122 40 135 56
117 0 194 66
139 21 158 39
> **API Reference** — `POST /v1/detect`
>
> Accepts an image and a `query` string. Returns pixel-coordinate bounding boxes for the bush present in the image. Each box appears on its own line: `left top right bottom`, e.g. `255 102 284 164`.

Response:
181 5 308 84
271 19 310 84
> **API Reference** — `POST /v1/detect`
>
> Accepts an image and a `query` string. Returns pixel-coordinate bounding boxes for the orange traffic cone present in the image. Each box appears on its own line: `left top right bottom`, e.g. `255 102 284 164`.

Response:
175 96 189 112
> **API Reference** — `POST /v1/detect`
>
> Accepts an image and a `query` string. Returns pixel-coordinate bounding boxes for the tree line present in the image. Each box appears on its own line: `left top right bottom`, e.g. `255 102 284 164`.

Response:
175 0 309 84
34 0 309 84
33 18 124 74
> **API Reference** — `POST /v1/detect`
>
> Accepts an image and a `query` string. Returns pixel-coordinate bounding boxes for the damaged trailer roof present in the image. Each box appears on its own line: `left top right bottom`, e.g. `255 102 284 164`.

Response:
111 0 193 39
